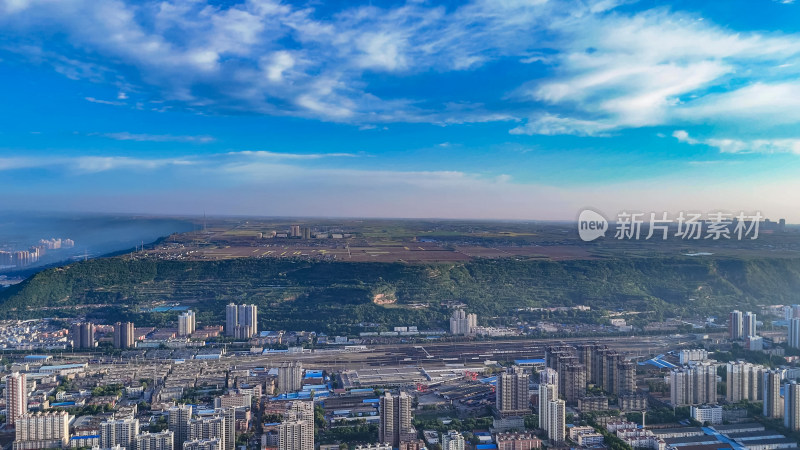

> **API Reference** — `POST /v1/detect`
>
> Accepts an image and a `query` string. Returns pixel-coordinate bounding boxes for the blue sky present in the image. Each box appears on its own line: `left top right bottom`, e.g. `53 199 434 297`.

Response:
2 0 800 220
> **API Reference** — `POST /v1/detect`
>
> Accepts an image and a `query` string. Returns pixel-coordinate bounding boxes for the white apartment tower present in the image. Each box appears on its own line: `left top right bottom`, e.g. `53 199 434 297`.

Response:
670 363 717 406
178 310 196 337
277 401 314 450
538 383 557 432
449 309 477 335
546 399 566 442
14 411 70 449
99 417 140 449
136 431 175 450
726 361 764 403
183 438 222 450
278 420 313 450
441 430 466 450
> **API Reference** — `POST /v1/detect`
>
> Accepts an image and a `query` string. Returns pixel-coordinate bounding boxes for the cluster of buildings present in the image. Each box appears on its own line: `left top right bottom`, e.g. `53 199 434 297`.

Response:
225 304 258 340
449 310 477 336
61 304 260 351
0 238 75 268
666 339 800 435
544 343 639 408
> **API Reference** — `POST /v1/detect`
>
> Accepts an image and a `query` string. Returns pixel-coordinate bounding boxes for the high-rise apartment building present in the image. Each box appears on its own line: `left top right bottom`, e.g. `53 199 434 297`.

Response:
284 401 313 423
763 369 784 419
726 361 764 403
785 381 800 431
277 361 303 394
169 404 193 449
225 304 258 338
114 321 135 349
178 310 196 337
183 438 222 450
189 408 234 450
13 411 70 450
729 310 743 340
275 401 314 450
379 392 415 447
136 431 175 450
575 343 600 384
602 351 622 394
546 399 566 442
669 363 717 406
616 360 636 395
538 383 557 432
563 363 586 406
743 312 757 338
449 309 477 335
225 304 238 337
99 417 140 449
441 430 465 450
277 420 313 450
789 318 800 349
539 367 558 387
6 372 27 426
238 304 257 339
496 367 530 417
70 322 95 348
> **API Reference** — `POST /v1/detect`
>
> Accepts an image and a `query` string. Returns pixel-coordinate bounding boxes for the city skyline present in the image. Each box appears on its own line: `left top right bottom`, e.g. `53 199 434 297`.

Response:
2 0 800 220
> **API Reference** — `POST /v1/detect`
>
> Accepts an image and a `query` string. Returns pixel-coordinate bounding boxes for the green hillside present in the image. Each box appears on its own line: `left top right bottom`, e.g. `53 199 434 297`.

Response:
1 256 799 334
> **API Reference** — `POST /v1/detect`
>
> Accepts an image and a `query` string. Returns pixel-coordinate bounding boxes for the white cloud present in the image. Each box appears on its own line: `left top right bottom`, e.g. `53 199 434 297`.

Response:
672 130 698 145
97 132 215 143
677 82 800 126
262 51 295 82
85 97 124 106
227 150 360 159
673 130 800 154
0 155 193 173
510 114 614 136
2 0 800 133
516 8 800 133
73 156 194 173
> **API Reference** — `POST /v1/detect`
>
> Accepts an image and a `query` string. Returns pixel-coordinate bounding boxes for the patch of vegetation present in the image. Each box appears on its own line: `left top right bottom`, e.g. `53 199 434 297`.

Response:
2 256 800 333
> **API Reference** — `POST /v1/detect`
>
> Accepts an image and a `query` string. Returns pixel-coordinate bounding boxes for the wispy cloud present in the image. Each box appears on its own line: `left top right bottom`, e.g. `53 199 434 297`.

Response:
673 130 800 155
510 114 614 136
73 156 195 173
1 0 800 136
0 155 194 173
85 97 124 106
97 132 215 143
0 150 358 174
227 150 361 159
